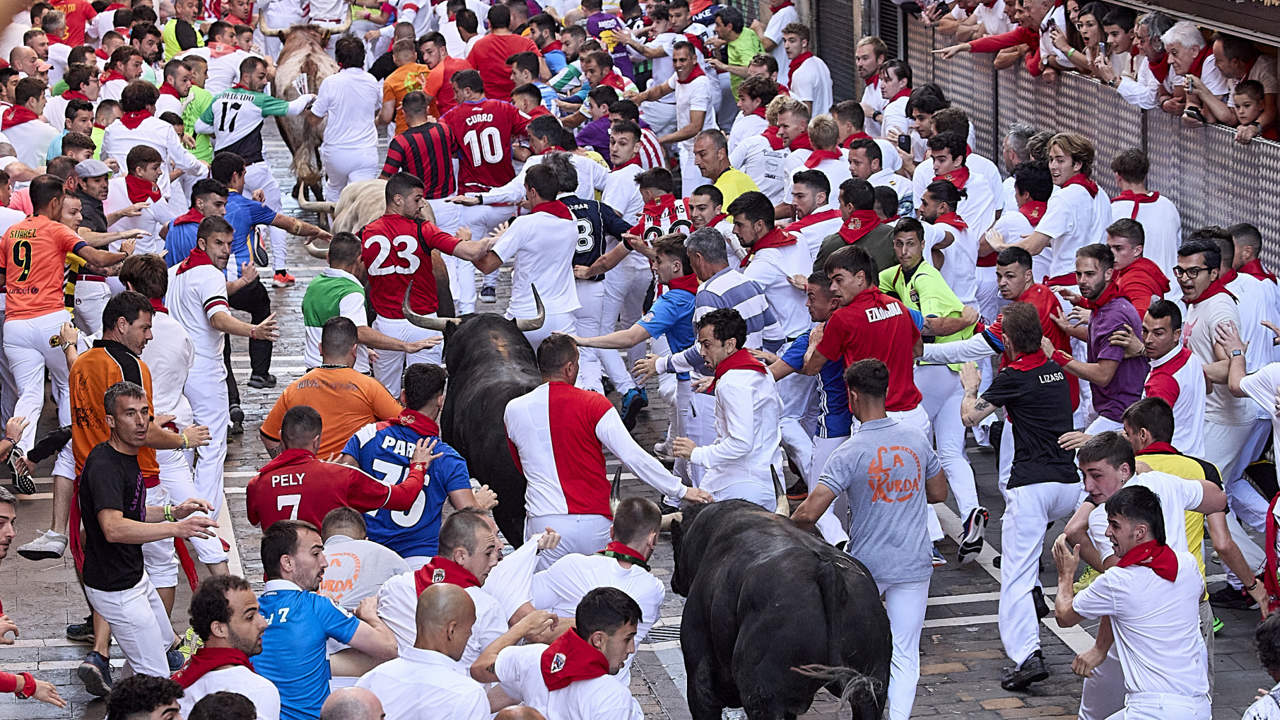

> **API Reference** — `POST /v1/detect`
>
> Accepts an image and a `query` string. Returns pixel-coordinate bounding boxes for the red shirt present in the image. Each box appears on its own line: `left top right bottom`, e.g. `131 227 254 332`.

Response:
1113 257 1170 319
245 449 426 529
984 282 1079 410
423 56 472 117
816 287 922 412
466 32 539 101
52 0 97 46
439 98 530 193
360 213 461 318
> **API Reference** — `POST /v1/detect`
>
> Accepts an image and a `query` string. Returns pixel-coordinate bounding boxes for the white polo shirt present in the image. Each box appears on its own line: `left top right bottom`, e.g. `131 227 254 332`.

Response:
312 67 381 149
356 647 489 720
165 260 231 367
1110 192 1181 293
377 570 508 667
912 152 1004 240
786 207 842 260
785 153 851 209
495 643 644 720
491 206 581 319
602 164 644 224
1035 182 1106 281
206 49 259 96
177 664 282 720
664 71 717 155
727 111 767 156
926 218 977 305
787 53 832 115
741 238 810 340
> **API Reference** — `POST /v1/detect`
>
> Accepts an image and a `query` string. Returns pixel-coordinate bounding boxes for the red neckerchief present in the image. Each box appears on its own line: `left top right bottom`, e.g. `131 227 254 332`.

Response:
1115 257 1171 299
390 408 441 437
95 47 110 60
541 39 563 53
1079 280 1121 310
682 33 708 58
173 207 204 225
740 227 796 267
934 166 969 189
1061 172 1098 198
1240 258 1277 283
101 70 127 84
0 105 37 129
803 149 841 168
1149 51 1170 83
1188 44 1213 78
413 556 481 595
531 200 573 219
158 83 181 98
1186 274 1237 305
178 247 216 274
148 297 168 314
750 105 767 118
642 193 677 218
613 155 641 169
598 541 649 570
665 272 699 295
763 126 786 150
120 110 152 130
770 0 793 10
1112 189 1158 219
677 63 706 84
788 207 841 231
540 630 610 691
838 209 881 244
888 86 911 102
62 90 90 101
706 212 727 227
787 51 812 82
1008 348 1047 371
1018 200 1046 227
933 212 967 231
207 41 240 58
841 131 871 148
171 647 255 689
788 132 813 151
1116 539 1178 582
125 174 160 203
600 72 629 91
708 347 766 392
1139 441 1179 454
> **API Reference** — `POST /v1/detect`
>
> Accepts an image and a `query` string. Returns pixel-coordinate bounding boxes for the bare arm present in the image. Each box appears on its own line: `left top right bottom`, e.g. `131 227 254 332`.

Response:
660 109 705 145
471 611 557 683
791 483 836 532
1206 510 1269 611
574 324 651 350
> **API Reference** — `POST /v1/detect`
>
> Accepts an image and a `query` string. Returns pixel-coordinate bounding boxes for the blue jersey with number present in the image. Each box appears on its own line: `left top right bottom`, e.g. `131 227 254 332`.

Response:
255 580 360 720
342 422 472 558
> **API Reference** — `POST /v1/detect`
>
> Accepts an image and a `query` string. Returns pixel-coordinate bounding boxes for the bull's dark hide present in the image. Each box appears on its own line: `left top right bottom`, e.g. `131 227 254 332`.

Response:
672 500 891 720
438 314 542 546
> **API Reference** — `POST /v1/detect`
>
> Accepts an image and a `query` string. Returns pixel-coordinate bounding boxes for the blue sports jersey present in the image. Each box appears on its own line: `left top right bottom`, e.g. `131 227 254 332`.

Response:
638 287 695 381
342 422 472 558
256 580 360 720
782 330 852 438
225 190 278 269
164 220 200 267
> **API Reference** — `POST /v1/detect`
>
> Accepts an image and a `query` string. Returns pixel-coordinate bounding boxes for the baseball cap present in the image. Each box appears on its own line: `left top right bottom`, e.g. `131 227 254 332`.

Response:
75 159 112 178
33 60 51 72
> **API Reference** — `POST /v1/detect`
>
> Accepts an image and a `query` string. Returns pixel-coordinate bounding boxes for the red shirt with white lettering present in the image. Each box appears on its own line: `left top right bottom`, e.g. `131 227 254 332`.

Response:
360 213 461 318
245 448 425 528
52 0 97 46
439 98 530 193
816 286 922 411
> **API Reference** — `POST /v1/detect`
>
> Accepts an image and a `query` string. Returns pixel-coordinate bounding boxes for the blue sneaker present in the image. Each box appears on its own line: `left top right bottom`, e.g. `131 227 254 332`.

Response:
77 651 112 697
620 388 648 430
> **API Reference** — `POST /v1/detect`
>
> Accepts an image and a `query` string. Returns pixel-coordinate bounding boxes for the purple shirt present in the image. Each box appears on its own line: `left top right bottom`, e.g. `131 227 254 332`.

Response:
1087 293 1150 421
586 12 635 79
575 115 611 158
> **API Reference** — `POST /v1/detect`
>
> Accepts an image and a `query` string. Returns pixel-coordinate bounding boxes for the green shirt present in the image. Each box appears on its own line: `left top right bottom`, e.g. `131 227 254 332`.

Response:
879 259 972 369
725 30 765 97
183 85 215 163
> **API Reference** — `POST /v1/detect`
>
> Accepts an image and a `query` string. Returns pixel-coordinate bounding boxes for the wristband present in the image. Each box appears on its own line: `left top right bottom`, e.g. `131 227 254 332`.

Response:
164 504 176 522
1066 47 1075 58
1053 350 1073 367
180 431 189 450
14 672 34 699
411 462 428 472
1246 578 1260 592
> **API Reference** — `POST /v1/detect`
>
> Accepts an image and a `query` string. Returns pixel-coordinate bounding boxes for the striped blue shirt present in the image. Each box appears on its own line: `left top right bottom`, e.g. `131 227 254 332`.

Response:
660 266 780 376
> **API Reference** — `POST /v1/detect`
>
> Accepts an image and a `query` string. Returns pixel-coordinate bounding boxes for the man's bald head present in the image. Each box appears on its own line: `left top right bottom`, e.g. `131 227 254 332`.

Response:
319 687 383 720
415 582 476 660
495 707 547 720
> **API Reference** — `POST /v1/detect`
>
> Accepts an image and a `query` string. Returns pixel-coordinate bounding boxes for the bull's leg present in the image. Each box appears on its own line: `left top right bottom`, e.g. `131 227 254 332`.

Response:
681 600 727 720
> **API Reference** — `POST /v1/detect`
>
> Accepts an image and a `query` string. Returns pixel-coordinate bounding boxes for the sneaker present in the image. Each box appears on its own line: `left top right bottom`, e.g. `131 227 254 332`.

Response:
248 373 277 389
619 388 648 430
992 554 1001 569
16 529 68 560
1031 586 1050 619
480 286 497 303
229 419 244 436
1208 584 1259 610
27 425 71 464
229 405 245 424
272 271 296 288
931 545 947 567
1212 616 1225 635
957 506 988 565
8 449 33 495
1000 651 1049 691
65 616 94 643
77 651 112 697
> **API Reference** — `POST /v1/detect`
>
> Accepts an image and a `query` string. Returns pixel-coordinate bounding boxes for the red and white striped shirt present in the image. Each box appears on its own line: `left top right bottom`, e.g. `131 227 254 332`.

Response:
637 126 666 171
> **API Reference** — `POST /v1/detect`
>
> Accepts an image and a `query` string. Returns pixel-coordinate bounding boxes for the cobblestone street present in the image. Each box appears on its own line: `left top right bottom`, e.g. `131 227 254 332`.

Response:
0 127 1272 720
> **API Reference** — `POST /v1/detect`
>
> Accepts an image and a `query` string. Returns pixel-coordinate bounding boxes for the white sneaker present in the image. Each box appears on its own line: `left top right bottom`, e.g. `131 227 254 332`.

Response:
17 529 68 560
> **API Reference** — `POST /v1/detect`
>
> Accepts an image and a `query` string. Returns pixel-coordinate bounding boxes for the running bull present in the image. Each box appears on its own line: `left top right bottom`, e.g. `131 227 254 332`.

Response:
671 500 891 719
402 283 545 546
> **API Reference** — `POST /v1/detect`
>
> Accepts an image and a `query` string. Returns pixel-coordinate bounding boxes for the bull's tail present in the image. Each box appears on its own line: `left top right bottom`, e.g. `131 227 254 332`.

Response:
814 561 849 667
791 664 883 715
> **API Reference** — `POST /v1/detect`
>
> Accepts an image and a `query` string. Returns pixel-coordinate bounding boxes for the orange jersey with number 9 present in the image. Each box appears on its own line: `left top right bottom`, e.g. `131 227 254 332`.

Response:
0 215 87 321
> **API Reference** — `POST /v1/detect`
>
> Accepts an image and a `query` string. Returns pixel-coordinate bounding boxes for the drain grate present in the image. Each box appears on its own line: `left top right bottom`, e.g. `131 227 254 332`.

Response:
645 624 682 643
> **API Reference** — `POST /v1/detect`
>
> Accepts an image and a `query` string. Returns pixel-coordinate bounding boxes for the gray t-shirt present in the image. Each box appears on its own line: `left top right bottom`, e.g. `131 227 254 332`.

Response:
819 417 941 586
320 535 410 610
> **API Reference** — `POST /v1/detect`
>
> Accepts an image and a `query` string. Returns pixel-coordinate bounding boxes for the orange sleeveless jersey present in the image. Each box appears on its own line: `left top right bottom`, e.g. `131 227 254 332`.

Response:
1 215 87 321
69 344 159 478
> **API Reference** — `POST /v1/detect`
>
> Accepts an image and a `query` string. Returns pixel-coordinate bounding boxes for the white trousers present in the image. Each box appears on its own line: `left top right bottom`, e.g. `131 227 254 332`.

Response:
878 578 930 720
185 357 229 518
243 161 288 270
1106 693 1210 720
572 280 607 393
599 262 651 392
73 279 111 336
427 199 473 314
997 416 1014 500
372 316 444 396
0 308 18 426
916 364 978 542
158 446 227 565
320 144 380 203
141 483 179 588
520 311 576 353
1085 414 1124 434
1202 419 1269 586
686 391 716 488
810 434 851 545
999 480 1082 665
4 309 72 452
458 204 514 293
777 347 816 484
526 513 611 571
677 147 713 197
84 573 174 677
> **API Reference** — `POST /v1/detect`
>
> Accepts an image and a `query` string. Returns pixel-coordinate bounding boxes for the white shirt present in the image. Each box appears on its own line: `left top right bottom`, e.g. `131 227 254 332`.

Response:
644 32 682 96
495 643 644 720
1227 271 1275 409
2 114 57 170
484 153 609 207
785 208 842 260
742 241 810 339
101 116 206 195
206 49 260 96
1116 54 1164 110
665 72 717 155
320 534 409 610
1035 183 1106 280
99 77 127 102
313 67 381 148
356 647 489 720
1240 362 1280 438
926 219 977 305
1145 346 1207 457
762 4 798 85
1110 192 1181 294
689 366 783 497
971 0 1013 35
1183 291 1252 425
787 53 832 115
43 93 69 130
141 310 195 425
377 571 507 667
303 268 370 372
306 0 351 22
880 95 910 140
912 152 1003 239
786 154 850 209
727 111 767 156
601 165 644 224
990 203 1045 284
1072 549 1208 699
1243 683 1280 720
1085 471 1203 562
1171 49 1230 97
165 261 231 365
492 208 580 318
154 92 183 118
104 177 178 255
177 664 282 720
729 133 788 205
531 553 664 687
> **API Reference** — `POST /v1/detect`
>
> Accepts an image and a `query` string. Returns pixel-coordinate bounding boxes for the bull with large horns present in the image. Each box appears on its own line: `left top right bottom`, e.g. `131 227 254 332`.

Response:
402 281 546 546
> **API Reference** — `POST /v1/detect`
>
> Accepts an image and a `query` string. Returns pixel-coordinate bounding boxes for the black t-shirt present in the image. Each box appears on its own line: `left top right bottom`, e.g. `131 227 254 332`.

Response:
78 442 146 591
981 356 1079 489
369 52 397 80
75 190 108 233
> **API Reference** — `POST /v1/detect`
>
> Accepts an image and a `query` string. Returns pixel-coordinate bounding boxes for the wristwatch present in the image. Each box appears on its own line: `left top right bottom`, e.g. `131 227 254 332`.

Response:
1231 349 1244 357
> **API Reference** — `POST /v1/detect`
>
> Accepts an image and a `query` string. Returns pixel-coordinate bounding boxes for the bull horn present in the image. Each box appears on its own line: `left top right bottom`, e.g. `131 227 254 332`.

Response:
295 198 335 215
331 12 352 34
514 285 545 332
609 467 622 515
304 241 329 259
771 467 789 516
402 281 461 332
257 12 284 37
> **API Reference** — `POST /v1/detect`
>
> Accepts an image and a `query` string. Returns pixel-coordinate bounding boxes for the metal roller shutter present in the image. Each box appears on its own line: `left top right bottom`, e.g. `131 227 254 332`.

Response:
815 0 856 102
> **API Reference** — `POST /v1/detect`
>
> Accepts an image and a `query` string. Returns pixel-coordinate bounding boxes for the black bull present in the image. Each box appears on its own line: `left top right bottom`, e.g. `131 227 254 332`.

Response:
672 500 892 720
402 283 546 546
